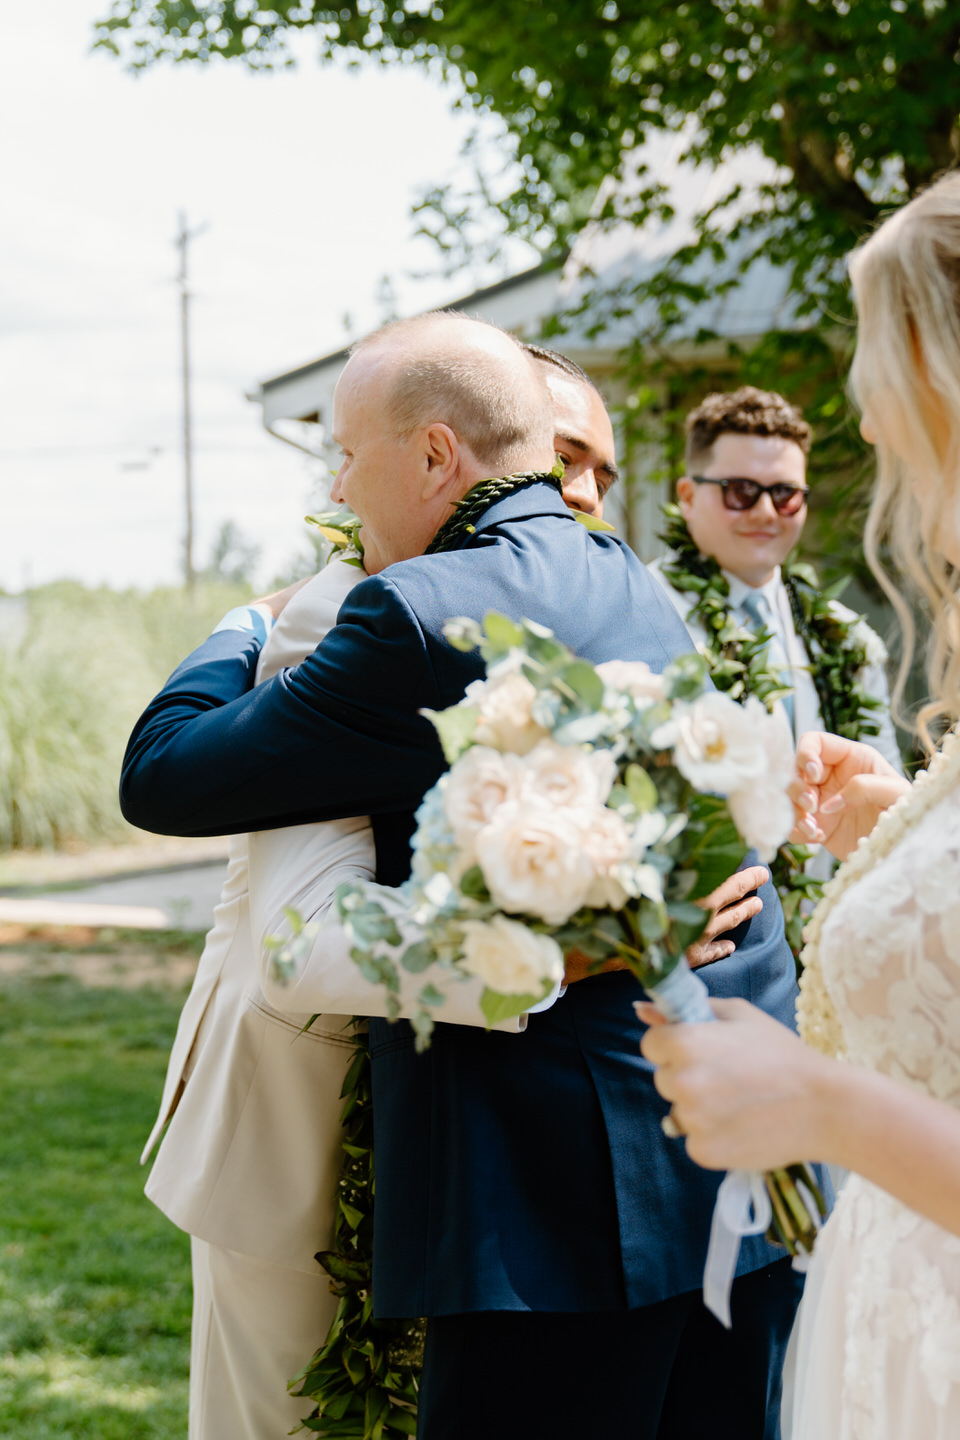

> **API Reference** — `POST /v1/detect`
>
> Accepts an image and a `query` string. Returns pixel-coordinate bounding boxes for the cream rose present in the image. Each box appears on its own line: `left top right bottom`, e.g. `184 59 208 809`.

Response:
671 693 772 795
728 782 795 863
581 807 633 908
474 801 595 924
726 705 795 860
443 746 524 855
595 659 666 705
519 739 617 811
466 672 550 755
458 914 564 996
848 616 888 668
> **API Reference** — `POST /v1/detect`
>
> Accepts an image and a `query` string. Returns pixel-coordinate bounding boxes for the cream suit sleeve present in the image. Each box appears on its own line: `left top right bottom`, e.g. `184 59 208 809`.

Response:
247 560 542 1030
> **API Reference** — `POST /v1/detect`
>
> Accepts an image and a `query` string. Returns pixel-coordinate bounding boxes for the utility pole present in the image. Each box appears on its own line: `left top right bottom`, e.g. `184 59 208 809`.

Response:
175 212 205 590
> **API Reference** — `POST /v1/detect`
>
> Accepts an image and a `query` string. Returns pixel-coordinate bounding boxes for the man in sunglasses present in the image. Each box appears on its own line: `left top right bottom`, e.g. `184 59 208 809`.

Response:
648 386 902 769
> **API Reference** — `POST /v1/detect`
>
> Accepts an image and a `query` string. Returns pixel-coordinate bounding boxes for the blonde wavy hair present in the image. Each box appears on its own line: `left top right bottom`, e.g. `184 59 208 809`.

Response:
849 172 960 753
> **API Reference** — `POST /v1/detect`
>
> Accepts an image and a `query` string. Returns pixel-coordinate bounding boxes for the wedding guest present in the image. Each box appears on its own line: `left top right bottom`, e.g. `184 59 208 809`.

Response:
648 386 902 770
641 170 960 1440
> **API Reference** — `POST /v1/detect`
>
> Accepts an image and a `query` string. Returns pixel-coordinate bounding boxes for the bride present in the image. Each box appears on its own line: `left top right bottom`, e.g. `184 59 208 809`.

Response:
640 170 960 1438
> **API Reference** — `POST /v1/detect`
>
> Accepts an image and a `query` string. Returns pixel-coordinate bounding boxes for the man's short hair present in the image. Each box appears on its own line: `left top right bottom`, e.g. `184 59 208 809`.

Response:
352 311 553 475
522 343 601 395
684 386 812 470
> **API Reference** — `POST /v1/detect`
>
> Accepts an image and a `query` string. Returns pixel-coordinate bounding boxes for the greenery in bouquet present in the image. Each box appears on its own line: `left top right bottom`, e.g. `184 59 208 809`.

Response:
328 613 826 1260
336 612 794 1042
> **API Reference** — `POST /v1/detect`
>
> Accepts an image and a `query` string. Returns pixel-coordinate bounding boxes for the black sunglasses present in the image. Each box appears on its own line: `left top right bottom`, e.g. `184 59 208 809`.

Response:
691 475 809 517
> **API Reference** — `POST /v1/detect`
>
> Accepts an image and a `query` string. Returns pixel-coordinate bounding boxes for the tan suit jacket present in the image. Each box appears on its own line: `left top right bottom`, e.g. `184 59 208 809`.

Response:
142 561 527 1274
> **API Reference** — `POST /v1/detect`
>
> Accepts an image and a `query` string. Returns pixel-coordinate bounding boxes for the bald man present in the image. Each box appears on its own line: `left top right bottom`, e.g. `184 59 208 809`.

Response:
126 314 803 1440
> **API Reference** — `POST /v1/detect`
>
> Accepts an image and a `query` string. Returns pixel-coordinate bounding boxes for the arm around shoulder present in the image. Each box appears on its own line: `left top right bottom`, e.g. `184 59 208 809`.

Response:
120 574 444 838
248 825 549 1032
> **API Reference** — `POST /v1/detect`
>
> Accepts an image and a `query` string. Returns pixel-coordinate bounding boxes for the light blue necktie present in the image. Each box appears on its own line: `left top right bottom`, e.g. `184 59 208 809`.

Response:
740 591 795 734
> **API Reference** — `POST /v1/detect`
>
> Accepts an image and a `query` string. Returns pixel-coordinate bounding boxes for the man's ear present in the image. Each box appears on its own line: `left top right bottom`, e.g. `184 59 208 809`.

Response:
676 475 696 519
421 423 461 499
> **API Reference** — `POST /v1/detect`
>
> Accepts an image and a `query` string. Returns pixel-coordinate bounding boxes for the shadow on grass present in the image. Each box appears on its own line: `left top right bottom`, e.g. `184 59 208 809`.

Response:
0 973 191 1439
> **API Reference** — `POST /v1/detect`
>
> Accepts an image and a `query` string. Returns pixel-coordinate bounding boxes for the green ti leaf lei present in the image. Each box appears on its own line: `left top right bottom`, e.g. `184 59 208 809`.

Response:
289 1029 422 1438
291 468 576 1434
658 504 884 964
288 518 423 1437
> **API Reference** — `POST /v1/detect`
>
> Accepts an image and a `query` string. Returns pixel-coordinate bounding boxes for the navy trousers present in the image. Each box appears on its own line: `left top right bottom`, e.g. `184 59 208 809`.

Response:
417 1258 803 1440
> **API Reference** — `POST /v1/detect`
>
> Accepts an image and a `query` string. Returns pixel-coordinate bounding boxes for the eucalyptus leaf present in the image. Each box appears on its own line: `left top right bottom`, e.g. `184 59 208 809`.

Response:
457 865 489 900
638 902 668 944
561 659 605 708
421 703 478 764
479 987 545 1026
663 651 709 701
624 763 658 813
482 612 525 652
442 616 483 652
418 983 447 1008
401 939 437 973
667 900 709 951
349 906 403 947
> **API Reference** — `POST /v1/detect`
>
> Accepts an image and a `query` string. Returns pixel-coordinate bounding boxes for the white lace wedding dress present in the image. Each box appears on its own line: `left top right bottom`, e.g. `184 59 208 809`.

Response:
792 786 960 1439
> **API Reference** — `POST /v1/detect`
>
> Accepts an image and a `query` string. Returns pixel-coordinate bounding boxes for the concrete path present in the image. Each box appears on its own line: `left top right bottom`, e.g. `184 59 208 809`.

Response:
0 845 230 934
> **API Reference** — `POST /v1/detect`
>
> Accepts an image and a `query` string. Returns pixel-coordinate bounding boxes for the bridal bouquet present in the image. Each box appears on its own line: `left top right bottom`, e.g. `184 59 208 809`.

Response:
275 614 826 1303
334 611 793 1043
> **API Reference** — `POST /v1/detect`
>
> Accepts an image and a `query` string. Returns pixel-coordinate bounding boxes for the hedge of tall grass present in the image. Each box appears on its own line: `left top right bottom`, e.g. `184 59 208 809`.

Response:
0 581 251 851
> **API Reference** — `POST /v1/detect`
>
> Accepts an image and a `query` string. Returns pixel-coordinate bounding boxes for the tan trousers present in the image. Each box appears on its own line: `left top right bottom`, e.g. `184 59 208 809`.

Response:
189 1237 339 1440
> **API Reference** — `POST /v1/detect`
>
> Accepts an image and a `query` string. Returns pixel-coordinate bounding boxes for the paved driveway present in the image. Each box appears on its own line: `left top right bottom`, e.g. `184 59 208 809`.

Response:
0 859 229 933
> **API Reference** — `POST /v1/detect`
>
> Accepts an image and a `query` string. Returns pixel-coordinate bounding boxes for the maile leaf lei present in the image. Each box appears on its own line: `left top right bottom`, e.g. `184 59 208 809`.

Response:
658 504 883 963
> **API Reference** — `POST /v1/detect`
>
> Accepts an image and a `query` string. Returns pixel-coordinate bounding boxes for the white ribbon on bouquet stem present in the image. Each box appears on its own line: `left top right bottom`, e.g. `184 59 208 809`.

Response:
637 958 772 1330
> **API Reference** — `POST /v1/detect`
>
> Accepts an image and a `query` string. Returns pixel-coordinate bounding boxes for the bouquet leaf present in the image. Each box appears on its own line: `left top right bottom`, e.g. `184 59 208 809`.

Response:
480 987 546 1027
421 703 478 764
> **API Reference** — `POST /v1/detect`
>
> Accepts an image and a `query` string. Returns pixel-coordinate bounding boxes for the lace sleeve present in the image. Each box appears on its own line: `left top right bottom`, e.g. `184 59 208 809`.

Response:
819 786 960 1101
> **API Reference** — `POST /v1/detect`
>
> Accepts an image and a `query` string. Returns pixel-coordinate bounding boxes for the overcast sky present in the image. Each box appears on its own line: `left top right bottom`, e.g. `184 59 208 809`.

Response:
1 1 521 592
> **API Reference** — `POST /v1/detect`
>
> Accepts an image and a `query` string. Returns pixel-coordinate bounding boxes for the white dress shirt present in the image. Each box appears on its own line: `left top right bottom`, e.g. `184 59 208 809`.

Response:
647 557 904 774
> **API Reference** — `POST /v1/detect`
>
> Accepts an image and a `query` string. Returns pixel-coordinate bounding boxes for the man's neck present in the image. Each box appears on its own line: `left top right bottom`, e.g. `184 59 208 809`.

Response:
723 567 782 609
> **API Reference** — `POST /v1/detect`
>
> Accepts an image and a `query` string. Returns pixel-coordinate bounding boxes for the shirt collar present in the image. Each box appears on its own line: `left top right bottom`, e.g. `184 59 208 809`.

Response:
724 567 782 615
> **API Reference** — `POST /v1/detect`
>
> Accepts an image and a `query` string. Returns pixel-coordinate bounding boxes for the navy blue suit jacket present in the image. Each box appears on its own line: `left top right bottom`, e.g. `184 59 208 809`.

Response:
122 483 798 1316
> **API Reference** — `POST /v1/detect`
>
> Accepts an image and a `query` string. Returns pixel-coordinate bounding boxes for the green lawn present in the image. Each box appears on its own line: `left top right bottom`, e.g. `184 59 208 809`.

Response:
0 966 192 1439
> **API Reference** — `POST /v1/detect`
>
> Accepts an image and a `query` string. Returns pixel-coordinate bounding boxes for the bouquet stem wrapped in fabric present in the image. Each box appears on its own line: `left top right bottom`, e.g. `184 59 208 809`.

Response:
282 613 826 1323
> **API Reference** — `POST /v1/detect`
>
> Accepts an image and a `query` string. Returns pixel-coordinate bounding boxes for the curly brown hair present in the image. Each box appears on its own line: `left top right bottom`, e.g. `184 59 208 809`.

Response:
684 386 812 470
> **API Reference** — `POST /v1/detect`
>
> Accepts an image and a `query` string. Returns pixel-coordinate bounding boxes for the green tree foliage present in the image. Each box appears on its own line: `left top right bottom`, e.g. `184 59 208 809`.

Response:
93 2 960 592
95 1 960 305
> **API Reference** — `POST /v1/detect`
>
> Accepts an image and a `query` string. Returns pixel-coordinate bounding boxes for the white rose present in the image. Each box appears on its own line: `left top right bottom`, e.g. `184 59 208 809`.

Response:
520 739 617 811
443 746 524 858
595 659 666 705
581 807 633 908
459 914 564 996
726 706 795 860
672 693 771 795
729 782 795 863
465 672 550 755
848 616 888 668
475 800 595 924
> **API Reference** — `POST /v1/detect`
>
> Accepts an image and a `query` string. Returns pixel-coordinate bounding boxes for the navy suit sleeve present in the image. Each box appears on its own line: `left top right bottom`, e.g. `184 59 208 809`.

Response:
120 576 447 837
